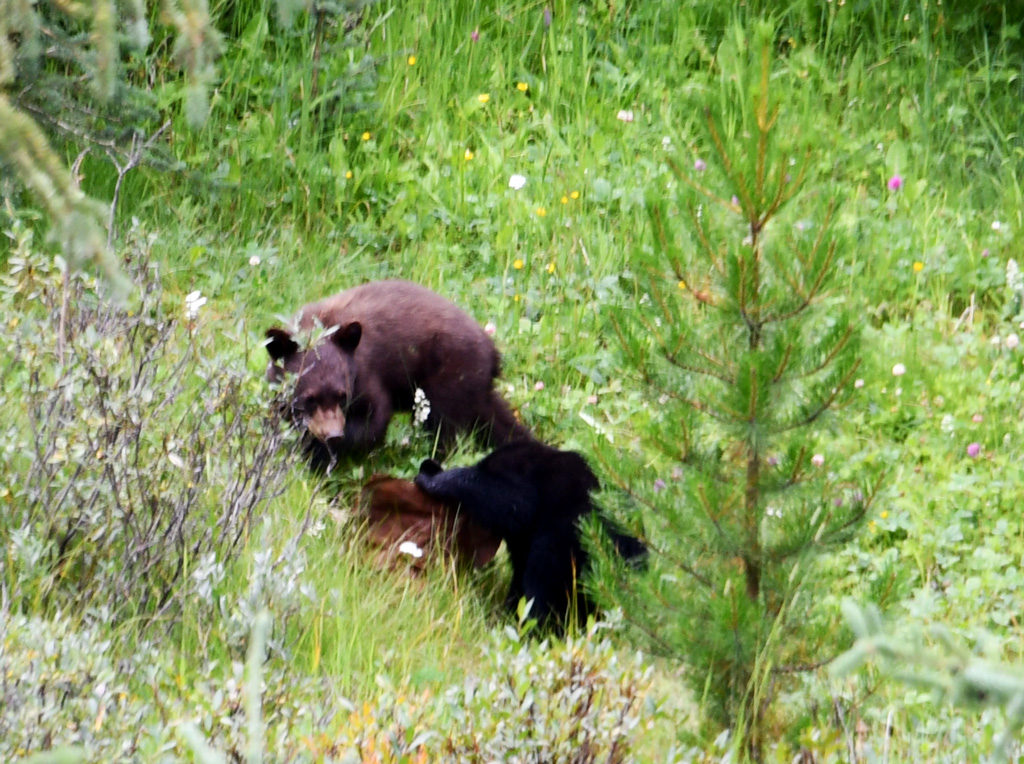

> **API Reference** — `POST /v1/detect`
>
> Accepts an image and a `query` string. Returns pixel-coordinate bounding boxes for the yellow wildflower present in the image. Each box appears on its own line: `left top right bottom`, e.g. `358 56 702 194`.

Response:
478 93 490 104
913 261 924 272
464 148 474 161
516 82 529 92
570 190 580 199
536 207 547 217
513 258 524 270
547 262 555 274
361 131 371 141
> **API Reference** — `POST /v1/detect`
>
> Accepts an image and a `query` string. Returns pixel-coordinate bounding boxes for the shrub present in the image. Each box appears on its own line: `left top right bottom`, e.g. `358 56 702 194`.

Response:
310 618 654 763
440 620 652 762
0 216 292 623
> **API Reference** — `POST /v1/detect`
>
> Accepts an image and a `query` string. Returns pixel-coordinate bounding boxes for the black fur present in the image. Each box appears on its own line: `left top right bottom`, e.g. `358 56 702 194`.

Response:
414 441 646 628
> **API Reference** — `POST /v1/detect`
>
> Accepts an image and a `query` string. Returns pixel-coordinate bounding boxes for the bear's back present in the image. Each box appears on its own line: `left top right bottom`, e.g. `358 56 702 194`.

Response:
298 280 497 385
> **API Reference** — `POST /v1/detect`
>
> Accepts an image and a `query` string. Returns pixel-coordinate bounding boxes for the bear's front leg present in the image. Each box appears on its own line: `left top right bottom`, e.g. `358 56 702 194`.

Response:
341 381 393 450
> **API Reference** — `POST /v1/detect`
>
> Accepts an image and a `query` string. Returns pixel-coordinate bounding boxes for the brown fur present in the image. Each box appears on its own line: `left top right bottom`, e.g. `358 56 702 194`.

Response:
359 475 501 572
266 280 531 466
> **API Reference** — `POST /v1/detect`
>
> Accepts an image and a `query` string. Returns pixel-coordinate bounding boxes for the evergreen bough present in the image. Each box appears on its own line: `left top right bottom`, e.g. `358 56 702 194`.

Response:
0 0 226 296
594 22 878 757
1 0 373 295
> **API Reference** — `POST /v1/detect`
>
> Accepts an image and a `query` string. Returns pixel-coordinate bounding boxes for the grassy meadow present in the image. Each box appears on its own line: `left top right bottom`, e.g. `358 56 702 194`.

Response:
3 0 1024 760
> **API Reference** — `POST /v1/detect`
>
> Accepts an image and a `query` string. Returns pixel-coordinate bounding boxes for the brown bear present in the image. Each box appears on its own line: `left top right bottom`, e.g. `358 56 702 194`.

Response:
358 474 501 573
265 280 531 470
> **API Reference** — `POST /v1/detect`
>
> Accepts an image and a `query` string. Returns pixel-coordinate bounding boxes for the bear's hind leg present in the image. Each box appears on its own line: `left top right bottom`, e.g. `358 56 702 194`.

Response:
425 385 531 450
479 389 533 446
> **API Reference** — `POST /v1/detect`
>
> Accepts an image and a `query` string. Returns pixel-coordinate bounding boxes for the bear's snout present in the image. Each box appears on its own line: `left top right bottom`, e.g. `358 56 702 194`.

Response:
306 406 346 444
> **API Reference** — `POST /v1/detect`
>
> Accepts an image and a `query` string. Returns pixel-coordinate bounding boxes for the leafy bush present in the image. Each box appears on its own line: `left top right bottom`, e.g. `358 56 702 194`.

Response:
0 216 293 623
0 612 158 761
1 611 653 762
308 617 654 763
0 609 323 762
833 600 1024 763
440 620 652 762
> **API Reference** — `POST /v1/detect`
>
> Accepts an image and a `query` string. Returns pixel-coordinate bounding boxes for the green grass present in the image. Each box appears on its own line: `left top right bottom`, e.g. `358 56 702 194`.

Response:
5 0 1024 760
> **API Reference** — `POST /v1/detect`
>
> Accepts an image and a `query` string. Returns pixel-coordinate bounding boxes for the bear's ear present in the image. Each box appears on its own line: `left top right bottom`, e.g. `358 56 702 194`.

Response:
418 458 444 478
332 321 362 353
265 328 299 361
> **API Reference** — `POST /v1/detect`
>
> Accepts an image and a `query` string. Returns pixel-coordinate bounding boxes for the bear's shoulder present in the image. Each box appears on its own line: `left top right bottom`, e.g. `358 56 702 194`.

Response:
479 442 599 515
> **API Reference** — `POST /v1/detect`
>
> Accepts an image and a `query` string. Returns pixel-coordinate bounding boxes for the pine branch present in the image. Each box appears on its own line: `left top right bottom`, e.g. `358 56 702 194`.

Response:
769 241 838 324
662 348 735 385
666 155 742 217
689 206 728 279
770 342 794 383
704 107 756 220
767 359 862 434
771 326 855 387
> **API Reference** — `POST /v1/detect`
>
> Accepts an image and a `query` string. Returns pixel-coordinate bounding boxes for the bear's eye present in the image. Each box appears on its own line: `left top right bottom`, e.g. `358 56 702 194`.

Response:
293 397 314 415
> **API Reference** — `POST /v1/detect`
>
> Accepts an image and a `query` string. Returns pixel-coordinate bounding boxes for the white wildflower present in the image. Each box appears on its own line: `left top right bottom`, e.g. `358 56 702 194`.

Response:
508 174 527 190
398 541 424 559
891 363 906 376
616 109 634 122
185 290 207 321
248 255 261 267
413 387 431 425
1007 259 1023 293
1007 333 1020 350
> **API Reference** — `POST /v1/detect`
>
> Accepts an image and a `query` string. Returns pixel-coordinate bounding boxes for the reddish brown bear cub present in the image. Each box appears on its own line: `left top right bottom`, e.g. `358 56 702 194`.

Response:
265 280 530 470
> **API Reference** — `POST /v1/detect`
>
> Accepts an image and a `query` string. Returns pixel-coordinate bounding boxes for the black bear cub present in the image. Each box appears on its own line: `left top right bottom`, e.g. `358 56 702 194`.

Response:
414 440 647 629
265 280 531 470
